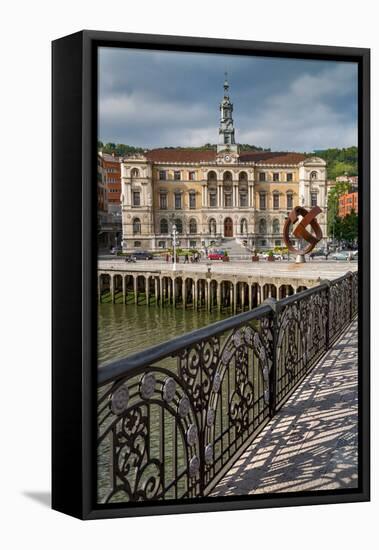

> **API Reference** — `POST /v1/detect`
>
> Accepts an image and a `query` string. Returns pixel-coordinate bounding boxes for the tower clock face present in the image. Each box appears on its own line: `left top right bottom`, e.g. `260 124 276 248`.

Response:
224 155 231 162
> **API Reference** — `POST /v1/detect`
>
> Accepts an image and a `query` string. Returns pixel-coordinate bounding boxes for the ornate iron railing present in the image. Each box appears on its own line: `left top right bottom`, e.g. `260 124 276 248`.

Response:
97 270 358 504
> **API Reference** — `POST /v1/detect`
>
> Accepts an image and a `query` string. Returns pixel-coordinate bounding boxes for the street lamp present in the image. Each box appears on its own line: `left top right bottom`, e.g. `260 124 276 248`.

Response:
172 223 178 271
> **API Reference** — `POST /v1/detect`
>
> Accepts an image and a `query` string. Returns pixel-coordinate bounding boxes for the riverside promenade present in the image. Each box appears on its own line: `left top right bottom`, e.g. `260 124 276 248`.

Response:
211 320 358 496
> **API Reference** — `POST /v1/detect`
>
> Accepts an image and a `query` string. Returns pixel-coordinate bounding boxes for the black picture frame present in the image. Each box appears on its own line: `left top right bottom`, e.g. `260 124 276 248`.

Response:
52 30 370 520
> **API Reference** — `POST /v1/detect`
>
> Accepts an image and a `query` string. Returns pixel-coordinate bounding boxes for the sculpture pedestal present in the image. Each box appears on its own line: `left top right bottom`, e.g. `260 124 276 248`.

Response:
296 254 306 264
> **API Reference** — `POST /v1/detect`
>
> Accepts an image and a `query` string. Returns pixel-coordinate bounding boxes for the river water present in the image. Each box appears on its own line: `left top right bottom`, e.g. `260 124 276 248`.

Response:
98 303 230 366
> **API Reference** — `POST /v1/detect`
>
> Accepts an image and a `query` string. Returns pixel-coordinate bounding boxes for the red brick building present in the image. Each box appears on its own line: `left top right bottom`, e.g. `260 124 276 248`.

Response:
339 192 358 217
100 152 121 204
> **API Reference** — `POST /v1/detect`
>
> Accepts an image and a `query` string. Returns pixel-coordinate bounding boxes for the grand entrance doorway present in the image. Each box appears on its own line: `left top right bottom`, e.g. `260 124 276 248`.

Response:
224 217 233 237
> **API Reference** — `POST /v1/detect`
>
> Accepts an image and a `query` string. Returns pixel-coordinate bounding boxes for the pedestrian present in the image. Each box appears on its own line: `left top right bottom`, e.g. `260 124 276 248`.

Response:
184 254 189 264
165 253 169 263
310 252 315 261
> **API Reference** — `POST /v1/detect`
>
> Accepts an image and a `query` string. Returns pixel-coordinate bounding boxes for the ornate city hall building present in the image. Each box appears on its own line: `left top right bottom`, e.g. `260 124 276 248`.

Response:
120 77 328 251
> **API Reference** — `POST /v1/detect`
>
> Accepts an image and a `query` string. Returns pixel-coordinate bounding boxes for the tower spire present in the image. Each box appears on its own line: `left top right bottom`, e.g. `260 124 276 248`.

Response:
217 73 238 153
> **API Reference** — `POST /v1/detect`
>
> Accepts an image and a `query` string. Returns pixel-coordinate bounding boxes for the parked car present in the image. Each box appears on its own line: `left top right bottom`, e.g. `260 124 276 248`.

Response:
124 255 136 263
110 246 122 255
331 251 351 261
208 250 225 260
132 251 154 260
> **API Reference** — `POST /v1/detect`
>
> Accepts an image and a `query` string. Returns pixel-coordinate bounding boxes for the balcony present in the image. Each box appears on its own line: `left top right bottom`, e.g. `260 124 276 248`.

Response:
97 271 358 502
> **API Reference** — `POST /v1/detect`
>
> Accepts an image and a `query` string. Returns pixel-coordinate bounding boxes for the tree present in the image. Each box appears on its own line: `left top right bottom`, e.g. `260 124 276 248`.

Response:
327 182 352 237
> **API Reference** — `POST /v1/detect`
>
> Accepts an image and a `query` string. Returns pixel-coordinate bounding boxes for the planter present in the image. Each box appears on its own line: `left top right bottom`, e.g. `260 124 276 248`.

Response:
267 256 276 262
252 256 260 262
222 256 230 262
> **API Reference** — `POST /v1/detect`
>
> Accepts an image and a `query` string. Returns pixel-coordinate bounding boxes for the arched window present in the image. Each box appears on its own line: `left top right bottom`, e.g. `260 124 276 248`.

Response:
239 171 248 182
174 219 183 234
160 218 168 234
259 219 267 234
209 218 217 235
240 218 248 234
207 170 217 182
133 218 141 235
223 171 232 182
131 168 139 178
310 171 318 180
189 219 197 234
273 219 280 234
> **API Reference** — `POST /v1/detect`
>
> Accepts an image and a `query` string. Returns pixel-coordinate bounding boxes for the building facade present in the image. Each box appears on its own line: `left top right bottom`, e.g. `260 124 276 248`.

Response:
339 192 358 217
120 77 328 251
97 152 122 250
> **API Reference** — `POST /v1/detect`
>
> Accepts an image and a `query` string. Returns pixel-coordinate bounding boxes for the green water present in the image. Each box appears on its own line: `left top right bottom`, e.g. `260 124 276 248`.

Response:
98 303 230 366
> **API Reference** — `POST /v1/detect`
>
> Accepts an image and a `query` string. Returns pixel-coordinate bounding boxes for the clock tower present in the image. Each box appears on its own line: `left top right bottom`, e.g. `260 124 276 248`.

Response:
217 73 238 154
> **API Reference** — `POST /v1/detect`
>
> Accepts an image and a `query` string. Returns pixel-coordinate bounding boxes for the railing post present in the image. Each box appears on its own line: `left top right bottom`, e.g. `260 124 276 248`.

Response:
348 271 354 321
264 298 278 418
320 279 331 350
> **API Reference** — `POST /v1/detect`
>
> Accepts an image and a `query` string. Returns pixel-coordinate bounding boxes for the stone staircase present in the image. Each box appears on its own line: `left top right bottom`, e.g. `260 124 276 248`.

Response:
220 238 252 259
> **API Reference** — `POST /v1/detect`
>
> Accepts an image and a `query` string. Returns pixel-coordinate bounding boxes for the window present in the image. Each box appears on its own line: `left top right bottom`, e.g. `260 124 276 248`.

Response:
131 168 139 178
134 241 141 247
259 219 267 234
311 191 318 207
275 239 282 247
174 170 181 181
273 192 279 209
259 172 266 182
287 193 293 209
259 192 266 210
224 193 232 207
240 218 248 234
207 170 217 182
159 193 167 210
175 219 183 234
239 171 248 182
310 171 318 180
189 192 196 209
209 192 217 207
175 193 182 209
260 239 267 247
286 173 293 182
189 240 197 248
273 219 280 234
189 171 196 181
133 218 141 234
160 218 168 234
158 240 166 248
159 170 167 180
132 191 140 206
189 219 197 234
239 193 247 207
273 172 280 182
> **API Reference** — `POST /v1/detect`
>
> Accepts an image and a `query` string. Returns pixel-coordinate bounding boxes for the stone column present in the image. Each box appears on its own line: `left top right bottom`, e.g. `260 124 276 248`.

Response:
121 275 125 304
257 285 261 305
207 281 211 311
110 275 115 304
133 276 138 305
194 280 198 310
154 277 159 305
233 283 237 314
248 283 252 310
98 276 102 303
173 278 176 308
182 279 186 308
217 282 221 312
233 185 238 207
146 276 150 306
218 184 222 207
241 283 245 310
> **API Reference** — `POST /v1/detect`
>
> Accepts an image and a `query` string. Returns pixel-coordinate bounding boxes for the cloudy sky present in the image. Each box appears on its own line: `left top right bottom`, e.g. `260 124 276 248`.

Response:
98 47 358 152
